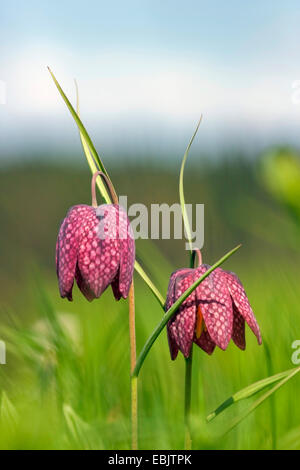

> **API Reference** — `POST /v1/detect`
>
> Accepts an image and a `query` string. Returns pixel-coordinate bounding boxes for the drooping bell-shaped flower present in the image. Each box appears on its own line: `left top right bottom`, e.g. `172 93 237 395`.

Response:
165 260 262 360
56 173 135 302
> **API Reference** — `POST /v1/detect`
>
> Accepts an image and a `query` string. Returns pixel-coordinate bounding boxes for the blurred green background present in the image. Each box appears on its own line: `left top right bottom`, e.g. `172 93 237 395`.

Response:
0 147 300 450
2 0 300 451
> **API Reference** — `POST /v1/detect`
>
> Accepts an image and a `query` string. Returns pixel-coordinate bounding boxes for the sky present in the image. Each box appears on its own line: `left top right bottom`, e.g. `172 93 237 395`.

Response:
1 0 300 163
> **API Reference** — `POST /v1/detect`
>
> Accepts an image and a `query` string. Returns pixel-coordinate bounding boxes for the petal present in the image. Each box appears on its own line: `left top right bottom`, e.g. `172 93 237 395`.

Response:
225 271 262 345
167 271 197 359
165 268 194 310
75 263 95 301
111 205 135 300
56 205 85 301
232 303 246 350
194 329 216 355
111 272 122 301
77 205 120 299
165 268 195 360
167 326 179 360
195 266 233 350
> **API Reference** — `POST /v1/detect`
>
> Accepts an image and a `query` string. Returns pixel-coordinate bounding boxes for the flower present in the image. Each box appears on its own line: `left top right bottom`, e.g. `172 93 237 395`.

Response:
165 264 262 359
56 203 135 301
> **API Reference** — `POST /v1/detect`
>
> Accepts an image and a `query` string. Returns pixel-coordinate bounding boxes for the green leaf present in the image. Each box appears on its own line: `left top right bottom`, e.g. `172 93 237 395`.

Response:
211 366 300 435
225 366 300 434
179 117 202 253
48 67 112 204
74 80 111 204
207 366 298 422
132 244 241 377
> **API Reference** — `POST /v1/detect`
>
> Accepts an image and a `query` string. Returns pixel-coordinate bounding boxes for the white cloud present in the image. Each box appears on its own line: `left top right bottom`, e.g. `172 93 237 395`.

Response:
2 44 300 157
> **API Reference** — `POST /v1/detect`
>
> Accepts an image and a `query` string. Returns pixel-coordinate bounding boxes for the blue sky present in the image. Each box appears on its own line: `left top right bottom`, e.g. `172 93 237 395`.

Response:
1 1 300 162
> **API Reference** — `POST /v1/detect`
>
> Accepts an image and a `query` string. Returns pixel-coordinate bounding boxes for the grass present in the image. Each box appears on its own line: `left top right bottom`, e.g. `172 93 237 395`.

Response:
0 159 299 449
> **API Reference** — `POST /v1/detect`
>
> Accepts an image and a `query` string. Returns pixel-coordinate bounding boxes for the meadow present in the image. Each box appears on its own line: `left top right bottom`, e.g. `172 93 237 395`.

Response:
0 155 299 449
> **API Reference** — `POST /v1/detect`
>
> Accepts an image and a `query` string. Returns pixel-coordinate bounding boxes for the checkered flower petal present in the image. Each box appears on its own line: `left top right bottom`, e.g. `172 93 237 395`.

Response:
195 266 233 350
110 206 135 300
231 303 246 350
56 205 85 300
165 269 194 310
56 203 135 302
165 269 193 360
166 270 197 359
225 271 262 345
76 205 120 300
167 326 179 360
194 329 216 355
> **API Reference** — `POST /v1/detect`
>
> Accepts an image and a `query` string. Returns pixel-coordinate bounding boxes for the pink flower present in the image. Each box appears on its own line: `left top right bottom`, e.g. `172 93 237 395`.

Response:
56 204 135 301
165 265 262 359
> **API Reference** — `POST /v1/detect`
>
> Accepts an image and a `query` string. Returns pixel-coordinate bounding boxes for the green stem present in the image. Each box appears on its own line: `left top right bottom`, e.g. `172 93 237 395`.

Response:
184 348 193 450
132 244 241 378
183 249 199 450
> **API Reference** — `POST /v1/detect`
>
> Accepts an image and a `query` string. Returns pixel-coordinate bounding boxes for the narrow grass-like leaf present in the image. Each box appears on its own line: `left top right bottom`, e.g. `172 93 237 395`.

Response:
48 68 104 171
179 116 202 253
207 366 298 422
48 67 113 205
132 244 241 377
74 80 111 204
224 366 300 434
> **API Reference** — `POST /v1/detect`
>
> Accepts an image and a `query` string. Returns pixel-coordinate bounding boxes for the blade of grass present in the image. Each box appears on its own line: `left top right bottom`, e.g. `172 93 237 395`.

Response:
207 366 298 422
74 80 111 204
48 67 106 173
48 67 113 205
224 366 300 435
179 116 202 253
132 244 241 377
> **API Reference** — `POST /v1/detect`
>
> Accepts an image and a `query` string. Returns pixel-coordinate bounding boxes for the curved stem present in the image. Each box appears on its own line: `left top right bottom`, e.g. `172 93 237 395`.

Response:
91 171 119 207
190 249 202 269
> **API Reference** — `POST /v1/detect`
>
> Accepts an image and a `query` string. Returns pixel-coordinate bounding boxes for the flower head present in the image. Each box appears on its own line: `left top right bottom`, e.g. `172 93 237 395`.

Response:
165 264 261 359
56 203 135 301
